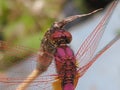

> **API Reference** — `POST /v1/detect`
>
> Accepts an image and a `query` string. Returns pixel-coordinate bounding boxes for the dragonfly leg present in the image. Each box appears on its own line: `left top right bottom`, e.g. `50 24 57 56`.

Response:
36 50 53 73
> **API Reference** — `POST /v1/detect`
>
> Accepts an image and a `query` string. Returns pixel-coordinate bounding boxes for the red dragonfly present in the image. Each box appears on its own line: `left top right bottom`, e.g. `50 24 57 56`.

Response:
0 0 119 90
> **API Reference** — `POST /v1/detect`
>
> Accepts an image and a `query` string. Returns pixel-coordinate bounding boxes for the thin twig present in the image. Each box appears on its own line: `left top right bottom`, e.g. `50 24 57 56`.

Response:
16 69 40 90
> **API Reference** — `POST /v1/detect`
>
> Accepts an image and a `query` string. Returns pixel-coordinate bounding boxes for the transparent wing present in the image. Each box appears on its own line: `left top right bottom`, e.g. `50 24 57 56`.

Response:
0 59 58 90
0 40 58 90
0 40 56 67
75 0 118 71
78 35 120 78
0 40 40 71
0 40 38 60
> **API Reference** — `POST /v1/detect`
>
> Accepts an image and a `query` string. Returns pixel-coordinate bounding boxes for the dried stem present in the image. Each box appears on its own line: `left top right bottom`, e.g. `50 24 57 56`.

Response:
53 8 102 29
16 69 40 90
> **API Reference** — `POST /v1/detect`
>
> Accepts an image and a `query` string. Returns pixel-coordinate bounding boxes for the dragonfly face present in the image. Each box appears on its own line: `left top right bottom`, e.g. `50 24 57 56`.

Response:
50 29 72 46
40 29 72 56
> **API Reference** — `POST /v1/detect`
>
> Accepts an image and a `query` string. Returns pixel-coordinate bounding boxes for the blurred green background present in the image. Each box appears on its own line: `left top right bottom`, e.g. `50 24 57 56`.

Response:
0 0 66 47
0 0 66 70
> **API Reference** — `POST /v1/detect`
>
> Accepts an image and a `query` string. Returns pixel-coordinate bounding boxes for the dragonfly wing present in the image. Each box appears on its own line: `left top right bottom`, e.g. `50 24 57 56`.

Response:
0 40 40 71
75 0 118 73
78 35 120 78
0 59 58 90
0 40 38 60
0 40 58 90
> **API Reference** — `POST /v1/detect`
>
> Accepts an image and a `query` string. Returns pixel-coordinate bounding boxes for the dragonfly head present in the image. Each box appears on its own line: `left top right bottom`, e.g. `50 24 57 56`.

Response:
50 29 72 46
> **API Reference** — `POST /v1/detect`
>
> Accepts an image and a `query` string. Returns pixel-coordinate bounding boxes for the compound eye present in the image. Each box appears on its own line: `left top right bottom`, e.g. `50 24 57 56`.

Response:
51 31 63 40
63 31 72 43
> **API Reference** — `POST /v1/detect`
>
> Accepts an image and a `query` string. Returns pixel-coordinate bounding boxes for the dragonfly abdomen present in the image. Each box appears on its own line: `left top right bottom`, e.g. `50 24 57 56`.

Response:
62 62 76 90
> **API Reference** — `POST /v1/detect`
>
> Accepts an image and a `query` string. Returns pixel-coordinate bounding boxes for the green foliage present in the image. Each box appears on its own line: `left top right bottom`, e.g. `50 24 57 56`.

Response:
0 0 65 70
0 0 10 26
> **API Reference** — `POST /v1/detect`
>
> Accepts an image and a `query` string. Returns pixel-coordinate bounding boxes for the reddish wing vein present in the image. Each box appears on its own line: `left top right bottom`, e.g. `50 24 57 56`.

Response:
0 40 56 68
0 40 38 60
0 59 58 90
0 40 58 90
75 0 118 72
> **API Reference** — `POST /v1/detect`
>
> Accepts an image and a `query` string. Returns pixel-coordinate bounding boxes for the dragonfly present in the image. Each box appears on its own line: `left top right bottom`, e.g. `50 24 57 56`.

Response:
0 0 119 90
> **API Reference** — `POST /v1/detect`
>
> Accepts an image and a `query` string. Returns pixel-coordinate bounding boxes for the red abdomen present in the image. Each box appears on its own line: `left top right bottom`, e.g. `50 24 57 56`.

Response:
54 45 77 90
